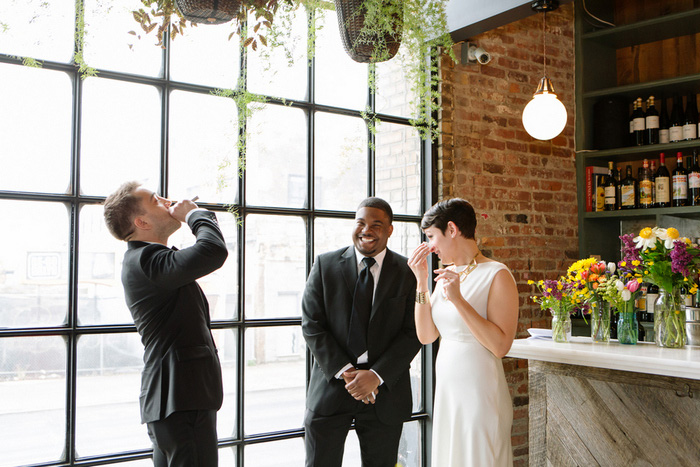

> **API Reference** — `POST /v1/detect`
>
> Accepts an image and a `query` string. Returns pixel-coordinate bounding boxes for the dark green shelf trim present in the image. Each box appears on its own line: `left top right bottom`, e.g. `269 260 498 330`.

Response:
582 73 700 100
577 140 700 160
584 206 700 219
582 8 700 49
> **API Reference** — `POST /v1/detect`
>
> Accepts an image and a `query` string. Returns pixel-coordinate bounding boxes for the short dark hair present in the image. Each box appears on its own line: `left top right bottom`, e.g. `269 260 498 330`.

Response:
103 181 144 241
357 197 393 224
421 198 476 239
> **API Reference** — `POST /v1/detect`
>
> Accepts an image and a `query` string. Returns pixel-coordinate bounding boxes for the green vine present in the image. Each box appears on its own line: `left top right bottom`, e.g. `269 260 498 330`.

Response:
74 0 98 78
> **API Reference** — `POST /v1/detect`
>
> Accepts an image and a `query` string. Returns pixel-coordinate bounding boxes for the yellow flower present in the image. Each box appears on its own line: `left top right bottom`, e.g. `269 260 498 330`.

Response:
691 287 698 294
620 261 627 267
667 227 680 239
648 261 654 266
546 288 552 293
557 283 563 290
636 278 642 283
527 280 534 285
684 277 689 282
676 310 681 315
639 227 653 238
632 260 640 266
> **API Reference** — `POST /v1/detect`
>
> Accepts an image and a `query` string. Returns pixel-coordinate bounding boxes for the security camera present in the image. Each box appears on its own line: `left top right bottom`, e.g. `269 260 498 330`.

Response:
463 43 492 65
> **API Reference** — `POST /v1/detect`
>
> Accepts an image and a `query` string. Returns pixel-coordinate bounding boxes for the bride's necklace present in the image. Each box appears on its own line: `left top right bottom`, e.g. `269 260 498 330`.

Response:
441 252 480 298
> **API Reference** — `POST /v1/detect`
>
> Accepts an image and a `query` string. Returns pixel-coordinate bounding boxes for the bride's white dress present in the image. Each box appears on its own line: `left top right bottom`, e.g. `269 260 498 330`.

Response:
430 261 514 467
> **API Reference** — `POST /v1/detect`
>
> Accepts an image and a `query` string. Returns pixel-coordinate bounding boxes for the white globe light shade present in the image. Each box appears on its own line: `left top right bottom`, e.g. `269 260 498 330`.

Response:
522 92 568 141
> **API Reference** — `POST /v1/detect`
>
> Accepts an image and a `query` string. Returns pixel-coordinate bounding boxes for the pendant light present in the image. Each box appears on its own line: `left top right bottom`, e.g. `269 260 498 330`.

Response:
522 0 567 141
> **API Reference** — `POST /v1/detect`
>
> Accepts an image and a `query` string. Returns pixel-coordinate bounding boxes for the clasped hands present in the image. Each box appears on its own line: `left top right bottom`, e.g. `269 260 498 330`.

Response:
343 369 380 405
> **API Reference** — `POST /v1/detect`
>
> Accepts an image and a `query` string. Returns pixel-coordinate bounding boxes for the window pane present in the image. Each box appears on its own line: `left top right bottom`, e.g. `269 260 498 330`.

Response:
80 78 161 196
314 112 367 211
410 351 423 413
169 22 240 88
314 9 368 110
75 333 147 457
169 90 239 205
0 64 72 194
246 104 307 208
0 200 68 328
244 215 305 319
375 46 418 118
78 204 130 325
214 328 238 439
84 0 163 77
0 336 66 466
168 208 239 321
0 0 74 63
399 420 423 467
245 437 305 466
387 221 421 258
244 326 305 435
375 122 422 216
246 5 308 100
313 217 354 258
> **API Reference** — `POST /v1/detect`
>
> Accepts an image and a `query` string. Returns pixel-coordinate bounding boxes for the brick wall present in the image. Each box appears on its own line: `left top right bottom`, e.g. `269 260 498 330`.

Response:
438 3 578 465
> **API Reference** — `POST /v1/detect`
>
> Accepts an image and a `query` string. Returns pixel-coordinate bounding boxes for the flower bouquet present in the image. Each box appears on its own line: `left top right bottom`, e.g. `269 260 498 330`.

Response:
568 258 614 342
619 227 700 348
529 277 583 343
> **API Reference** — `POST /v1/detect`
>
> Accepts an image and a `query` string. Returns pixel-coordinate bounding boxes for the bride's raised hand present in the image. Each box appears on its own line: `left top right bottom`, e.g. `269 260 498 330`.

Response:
434 268 461 303
408 242 432 285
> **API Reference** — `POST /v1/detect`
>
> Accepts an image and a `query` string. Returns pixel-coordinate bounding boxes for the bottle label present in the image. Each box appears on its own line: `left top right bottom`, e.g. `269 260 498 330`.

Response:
673 175 688 199
595 186 605 211
646 294 658 314
683 124 698 140
646 115 659 129
604 186 616 205
621 185 635 207
633 117 645 131
656 177 671 202
670 126 684 141
630 121 634 134
660 129 670 144
640 180 653 205
689 172 700 189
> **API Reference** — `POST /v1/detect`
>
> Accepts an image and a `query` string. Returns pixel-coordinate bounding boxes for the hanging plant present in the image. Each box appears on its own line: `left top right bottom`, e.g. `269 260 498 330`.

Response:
175 0 242 24
334 0 402 63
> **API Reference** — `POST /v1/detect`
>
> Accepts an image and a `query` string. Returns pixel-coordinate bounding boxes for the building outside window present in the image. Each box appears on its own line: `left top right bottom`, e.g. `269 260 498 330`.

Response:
0 1 431 465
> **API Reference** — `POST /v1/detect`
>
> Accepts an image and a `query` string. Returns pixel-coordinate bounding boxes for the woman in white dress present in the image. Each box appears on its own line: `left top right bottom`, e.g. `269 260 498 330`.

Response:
408 199 519 467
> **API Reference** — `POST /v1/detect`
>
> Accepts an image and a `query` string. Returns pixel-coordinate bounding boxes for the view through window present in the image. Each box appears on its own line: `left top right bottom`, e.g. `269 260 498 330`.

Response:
0 1 431 465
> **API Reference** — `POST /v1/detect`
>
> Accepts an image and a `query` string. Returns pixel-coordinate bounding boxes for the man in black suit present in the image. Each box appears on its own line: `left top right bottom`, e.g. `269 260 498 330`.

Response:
103 181 228 467
302 197 421 467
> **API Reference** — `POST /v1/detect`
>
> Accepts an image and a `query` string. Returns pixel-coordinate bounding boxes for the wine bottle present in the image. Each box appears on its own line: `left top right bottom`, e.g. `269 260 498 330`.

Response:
650 159 657 205
645 95 660 145
604 161 617 211
659 96 670 144
639 159 653 208
629 99 636 146
655 152 671 207
620 165 637 209
634 97 645 146
670 95 684 143
689 149 700 206
684 94 699 140
672 151 688 207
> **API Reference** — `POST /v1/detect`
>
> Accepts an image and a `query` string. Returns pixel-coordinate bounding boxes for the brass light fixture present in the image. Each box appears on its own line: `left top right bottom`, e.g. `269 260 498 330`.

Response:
522 0 567 141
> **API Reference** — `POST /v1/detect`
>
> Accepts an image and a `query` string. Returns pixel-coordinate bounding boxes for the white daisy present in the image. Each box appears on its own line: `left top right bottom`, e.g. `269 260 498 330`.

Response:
655 227 681 249
634 227 657 251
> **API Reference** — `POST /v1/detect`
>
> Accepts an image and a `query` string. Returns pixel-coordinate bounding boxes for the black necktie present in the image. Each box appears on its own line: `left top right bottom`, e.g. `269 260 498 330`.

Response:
348 257 376 359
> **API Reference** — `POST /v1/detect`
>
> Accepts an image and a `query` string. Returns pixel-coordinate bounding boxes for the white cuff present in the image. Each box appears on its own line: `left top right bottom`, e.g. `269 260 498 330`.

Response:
185 207 207 223
335 363 354 379
369 369 384 386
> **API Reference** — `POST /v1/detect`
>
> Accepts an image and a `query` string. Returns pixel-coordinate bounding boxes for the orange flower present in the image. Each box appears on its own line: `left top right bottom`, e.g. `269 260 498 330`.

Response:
589 273 599 282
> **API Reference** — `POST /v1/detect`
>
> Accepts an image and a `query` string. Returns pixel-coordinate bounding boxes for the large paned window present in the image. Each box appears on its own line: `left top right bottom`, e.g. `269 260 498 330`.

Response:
0 1 430 466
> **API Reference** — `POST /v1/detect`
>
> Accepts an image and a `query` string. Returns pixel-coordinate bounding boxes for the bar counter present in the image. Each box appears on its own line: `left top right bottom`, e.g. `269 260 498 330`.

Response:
507 336 700 466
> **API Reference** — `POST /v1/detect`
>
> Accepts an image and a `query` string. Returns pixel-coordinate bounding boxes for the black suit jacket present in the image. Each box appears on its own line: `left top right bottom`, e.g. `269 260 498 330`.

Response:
301 246 420 425
122 210 228 424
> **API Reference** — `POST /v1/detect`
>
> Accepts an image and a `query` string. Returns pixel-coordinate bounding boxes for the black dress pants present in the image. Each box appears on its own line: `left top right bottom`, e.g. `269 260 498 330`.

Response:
304 403 403 467
147 409 218 467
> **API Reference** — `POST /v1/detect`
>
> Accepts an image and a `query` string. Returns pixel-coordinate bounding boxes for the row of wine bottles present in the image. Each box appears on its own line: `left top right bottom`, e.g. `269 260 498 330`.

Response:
629 94 699 146
600 149 700 210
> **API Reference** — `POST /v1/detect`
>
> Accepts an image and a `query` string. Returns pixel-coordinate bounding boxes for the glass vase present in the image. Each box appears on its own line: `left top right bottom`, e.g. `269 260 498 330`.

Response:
654 287 687 348
551 312 572 343
590 298 611 343
616 300 638 345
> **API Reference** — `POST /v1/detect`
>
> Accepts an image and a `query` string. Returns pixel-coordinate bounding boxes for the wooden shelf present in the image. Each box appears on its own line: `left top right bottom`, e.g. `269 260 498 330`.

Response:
582 72 700 100
582 9 700 48
577 140 700 161
584 205 700 219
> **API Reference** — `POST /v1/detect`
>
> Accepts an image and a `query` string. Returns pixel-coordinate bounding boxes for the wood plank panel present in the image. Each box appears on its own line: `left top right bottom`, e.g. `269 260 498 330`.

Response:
529 360 700 466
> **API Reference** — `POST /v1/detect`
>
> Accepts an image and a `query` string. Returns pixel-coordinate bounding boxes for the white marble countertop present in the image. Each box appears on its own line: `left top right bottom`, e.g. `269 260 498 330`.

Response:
506 335 700 381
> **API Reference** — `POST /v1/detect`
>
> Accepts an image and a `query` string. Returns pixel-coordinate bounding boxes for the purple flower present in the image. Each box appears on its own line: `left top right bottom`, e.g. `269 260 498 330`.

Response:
670 240 692 276
620 234 641 264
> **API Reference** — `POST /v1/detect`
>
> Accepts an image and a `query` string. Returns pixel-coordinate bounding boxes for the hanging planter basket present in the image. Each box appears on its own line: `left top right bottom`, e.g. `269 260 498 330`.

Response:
334 0 403 63
175 0 242 25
